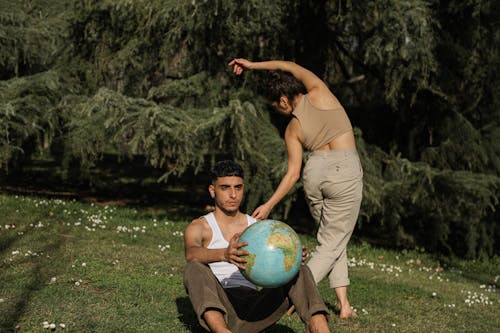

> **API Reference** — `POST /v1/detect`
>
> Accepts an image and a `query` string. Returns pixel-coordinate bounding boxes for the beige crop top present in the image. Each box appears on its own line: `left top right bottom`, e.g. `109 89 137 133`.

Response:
292 94 352 151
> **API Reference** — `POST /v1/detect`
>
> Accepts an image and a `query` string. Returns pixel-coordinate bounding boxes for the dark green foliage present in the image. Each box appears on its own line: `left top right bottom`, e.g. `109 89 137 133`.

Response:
69 0 285 96
0 70 80 171
357 128 499 258
60 84 285 213
420 108 493 173
0 0 498 258
0 0 68 78
324 0 439 107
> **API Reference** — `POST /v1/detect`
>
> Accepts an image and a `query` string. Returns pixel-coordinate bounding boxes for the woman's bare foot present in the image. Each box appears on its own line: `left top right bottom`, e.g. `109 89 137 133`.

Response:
339 306 357 319
335 286 357 319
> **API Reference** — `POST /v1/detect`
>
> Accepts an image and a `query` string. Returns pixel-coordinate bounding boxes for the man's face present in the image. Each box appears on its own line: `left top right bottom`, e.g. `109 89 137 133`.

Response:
209 176 244 215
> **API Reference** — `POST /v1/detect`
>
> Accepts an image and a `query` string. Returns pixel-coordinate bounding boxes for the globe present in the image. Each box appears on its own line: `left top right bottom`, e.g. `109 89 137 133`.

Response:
238 219 302 288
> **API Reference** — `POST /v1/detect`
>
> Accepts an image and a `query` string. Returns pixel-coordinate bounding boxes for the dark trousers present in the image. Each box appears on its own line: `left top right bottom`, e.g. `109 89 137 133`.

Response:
184 262 329 333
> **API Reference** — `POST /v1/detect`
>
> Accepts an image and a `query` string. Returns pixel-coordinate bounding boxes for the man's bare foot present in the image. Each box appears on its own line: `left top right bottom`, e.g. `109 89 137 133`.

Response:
308 313 330 333
204 310 232 333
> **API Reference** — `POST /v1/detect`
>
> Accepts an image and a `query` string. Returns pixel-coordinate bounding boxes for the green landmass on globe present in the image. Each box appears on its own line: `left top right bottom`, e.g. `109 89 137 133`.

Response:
268 232 300 271
245 253 257 277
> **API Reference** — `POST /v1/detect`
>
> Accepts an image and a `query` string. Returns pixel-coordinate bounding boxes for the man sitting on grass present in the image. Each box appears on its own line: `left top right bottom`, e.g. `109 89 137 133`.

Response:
183 160 330 333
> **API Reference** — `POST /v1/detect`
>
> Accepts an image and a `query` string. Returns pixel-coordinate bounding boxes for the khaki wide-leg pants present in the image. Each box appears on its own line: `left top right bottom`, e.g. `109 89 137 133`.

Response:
303 149 363 288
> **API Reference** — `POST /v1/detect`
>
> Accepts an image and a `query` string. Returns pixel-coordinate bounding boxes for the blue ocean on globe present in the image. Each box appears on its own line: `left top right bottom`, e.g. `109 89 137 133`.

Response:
238 219 302 288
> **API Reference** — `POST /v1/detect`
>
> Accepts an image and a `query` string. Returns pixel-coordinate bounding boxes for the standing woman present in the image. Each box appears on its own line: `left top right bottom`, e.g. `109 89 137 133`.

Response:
228 58 363 319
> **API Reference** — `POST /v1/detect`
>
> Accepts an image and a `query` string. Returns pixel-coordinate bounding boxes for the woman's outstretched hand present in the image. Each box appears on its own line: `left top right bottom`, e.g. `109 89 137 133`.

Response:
228 58 253 75
251 203 272 221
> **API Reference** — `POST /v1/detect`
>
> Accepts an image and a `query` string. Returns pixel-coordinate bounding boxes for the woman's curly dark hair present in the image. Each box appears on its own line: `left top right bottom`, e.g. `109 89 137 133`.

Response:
261 70 307 103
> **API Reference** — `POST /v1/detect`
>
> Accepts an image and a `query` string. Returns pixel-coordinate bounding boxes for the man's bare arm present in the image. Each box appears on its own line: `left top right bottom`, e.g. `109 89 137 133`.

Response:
184 218 226 263
184 218 249 268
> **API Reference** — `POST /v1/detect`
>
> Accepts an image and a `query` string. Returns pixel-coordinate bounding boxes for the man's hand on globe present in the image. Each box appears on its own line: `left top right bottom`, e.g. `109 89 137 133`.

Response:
224 232 249 270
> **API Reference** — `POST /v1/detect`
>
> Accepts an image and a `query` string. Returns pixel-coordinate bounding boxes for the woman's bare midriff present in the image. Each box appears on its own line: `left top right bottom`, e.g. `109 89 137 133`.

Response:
315 131 356 151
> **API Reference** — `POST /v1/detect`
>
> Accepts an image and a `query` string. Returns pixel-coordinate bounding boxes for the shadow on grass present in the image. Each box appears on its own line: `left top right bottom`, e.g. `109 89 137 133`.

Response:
264 324 296 333
175 297 297 333
0 232 21 258
324 301 340 316
176 297 207 332
0 235 64 333
448 259 500 288
1 265 43 332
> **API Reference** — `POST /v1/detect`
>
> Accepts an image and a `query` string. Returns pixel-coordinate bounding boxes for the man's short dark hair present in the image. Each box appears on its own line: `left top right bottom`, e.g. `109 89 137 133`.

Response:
210 160 244 182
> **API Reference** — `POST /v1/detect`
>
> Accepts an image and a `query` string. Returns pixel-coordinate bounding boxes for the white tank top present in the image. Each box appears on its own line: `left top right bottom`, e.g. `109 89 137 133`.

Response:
205 212 257 289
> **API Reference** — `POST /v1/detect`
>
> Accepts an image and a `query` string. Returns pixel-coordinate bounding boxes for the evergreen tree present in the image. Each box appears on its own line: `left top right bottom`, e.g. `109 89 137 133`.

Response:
0 0 498 258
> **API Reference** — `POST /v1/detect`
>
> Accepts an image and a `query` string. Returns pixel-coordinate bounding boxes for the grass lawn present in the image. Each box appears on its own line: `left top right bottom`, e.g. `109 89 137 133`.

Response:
1 193 498 332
